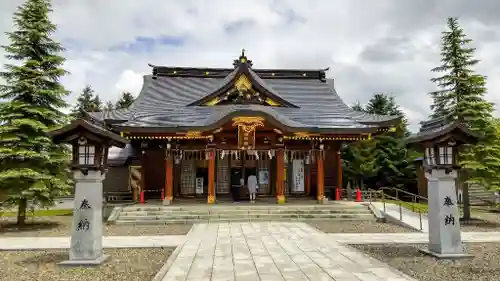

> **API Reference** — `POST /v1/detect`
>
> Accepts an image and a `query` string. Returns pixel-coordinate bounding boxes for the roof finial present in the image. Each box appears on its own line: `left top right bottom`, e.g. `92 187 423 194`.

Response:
233 49 252 68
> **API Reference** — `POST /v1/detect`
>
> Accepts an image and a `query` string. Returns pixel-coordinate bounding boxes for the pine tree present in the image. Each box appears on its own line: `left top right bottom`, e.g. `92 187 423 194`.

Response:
92 94 103 112
71 85 96 119
0 0 72 225
429 17 500 219
104 101 114 111
351 101 364 112
364 94 416 188
115 91 135 109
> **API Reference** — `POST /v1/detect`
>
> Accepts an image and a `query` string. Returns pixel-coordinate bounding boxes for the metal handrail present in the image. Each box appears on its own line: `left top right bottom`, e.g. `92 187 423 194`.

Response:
367 188 426 231
380 186 428 201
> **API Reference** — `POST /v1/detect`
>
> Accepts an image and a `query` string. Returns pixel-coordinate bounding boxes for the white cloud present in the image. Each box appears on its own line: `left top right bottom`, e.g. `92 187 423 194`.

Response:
115 69 145 99
0 0 500 132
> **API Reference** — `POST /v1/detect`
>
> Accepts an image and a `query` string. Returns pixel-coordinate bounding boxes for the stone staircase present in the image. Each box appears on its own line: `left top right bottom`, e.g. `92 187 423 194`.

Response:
113 203 375 224
468 184 497 206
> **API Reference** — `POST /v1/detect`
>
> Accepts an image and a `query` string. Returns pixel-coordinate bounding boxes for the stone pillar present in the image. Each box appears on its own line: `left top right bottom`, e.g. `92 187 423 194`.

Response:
276 149 285 204
420 169 472 259
207 149 216 204
317 151 325 203
59 170 108 265
163 154 174 205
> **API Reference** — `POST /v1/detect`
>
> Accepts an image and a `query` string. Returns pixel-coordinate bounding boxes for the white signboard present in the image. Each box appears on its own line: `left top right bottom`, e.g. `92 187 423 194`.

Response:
195 177 204 194
292 160 304 192
259 169 269 185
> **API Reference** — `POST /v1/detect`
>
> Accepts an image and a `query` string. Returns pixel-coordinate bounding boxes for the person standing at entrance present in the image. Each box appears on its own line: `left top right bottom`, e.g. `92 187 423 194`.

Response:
247 174 258 203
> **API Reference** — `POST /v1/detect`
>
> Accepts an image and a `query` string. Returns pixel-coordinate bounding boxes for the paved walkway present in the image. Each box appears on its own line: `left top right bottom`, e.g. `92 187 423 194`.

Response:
328 231 500 244
371 202 429 232
158 222 417 281
0 235 186 250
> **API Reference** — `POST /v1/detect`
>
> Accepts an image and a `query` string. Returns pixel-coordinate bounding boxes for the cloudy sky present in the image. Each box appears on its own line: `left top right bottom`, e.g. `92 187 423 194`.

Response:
1 0 500 132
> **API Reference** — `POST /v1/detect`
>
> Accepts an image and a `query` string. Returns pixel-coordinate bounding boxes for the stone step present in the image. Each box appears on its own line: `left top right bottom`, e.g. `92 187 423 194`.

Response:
122 206 367 212
114 216 375 225
117 213 374 221
119 209 371 217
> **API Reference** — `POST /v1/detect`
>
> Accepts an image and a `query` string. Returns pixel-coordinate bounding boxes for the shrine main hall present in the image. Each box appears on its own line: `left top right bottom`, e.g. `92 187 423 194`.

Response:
86 51 399 204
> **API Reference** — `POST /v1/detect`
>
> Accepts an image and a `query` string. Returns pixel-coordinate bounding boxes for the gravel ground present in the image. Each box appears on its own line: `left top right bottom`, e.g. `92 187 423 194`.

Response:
0 248 173 281
0 216 192 237
460 210 500 232
308 220 418 233
351 243 500 281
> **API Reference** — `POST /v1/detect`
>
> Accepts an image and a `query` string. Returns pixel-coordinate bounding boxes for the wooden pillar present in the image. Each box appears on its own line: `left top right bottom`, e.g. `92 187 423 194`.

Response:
276 149 285 204
139 150 147 203
305 164 311 196
336 148 343 197
164 153 174 204
317 150 325 202
207 149 216 204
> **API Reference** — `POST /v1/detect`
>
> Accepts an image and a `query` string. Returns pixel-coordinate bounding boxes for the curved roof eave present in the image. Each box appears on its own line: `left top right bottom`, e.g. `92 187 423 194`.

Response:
113 108 379 135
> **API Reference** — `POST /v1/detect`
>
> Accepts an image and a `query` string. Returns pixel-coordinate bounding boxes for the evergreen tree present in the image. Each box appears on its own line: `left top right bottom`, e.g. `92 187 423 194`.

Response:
92 94 103 112
115 91 135 109
342 139 376 189
0 0 72 225
351 101 364 112
71 85 95 119
104 101 114 111
364 93 416 188
343 93 417 191
429 17 500 219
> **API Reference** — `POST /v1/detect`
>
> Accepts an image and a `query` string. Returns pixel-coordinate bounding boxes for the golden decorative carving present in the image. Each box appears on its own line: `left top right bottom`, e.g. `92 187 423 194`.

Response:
207 195 216 204
185 131 202 138
232 117 265 150
265 98 280 106
235 74 252 91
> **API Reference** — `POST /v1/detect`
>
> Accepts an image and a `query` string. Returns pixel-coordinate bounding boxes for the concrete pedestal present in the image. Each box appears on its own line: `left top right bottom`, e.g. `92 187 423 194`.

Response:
59 170 109 266
419 169 472 259
163 197 173 205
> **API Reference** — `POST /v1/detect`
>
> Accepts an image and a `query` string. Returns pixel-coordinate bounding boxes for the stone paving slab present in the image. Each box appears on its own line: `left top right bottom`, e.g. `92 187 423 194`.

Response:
158 222 418 281
0 235 186 250
327 231 500 244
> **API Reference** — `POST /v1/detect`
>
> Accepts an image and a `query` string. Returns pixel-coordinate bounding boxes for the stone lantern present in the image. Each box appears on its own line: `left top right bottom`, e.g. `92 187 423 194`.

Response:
49 119 129 265
407 117 479 259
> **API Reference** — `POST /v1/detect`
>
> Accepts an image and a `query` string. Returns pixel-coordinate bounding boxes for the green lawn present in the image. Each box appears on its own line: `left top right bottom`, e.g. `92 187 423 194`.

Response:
384 199 429 212
0 209 72 217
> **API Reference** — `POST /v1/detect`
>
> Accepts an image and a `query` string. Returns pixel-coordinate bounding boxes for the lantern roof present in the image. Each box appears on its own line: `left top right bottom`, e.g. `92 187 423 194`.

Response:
406 118 480 145
48 119 129 148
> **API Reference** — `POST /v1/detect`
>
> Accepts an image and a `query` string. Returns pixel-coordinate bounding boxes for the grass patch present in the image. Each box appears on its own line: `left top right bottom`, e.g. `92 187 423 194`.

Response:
1 209 72 217
384 199 428 212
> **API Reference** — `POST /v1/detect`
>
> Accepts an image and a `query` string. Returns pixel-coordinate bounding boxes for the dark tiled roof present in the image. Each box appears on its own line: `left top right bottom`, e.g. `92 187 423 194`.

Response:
406 119 479 144
49 119 129 148
90 61 400 132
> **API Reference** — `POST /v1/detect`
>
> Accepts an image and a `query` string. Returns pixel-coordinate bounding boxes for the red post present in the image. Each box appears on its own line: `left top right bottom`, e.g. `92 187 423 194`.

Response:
356 188 362 202
140 191 145 204
335 187 341 200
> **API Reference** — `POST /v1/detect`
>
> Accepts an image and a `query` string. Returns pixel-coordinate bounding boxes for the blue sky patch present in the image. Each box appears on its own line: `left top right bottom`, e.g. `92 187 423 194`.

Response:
109 35 186 53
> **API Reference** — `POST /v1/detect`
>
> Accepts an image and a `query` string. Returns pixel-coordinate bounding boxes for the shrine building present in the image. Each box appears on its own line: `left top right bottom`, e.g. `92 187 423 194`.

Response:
86 51 400 204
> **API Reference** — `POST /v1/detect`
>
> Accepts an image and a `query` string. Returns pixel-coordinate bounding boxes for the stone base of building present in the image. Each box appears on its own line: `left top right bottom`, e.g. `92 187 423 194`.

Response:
163 197 173 205
318 197 328 204
418 248 473 260
59 254 110 266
